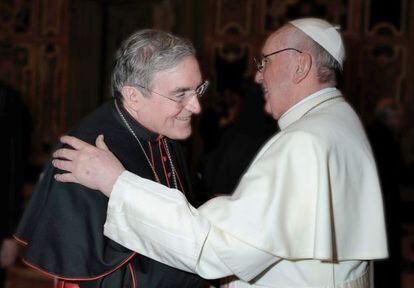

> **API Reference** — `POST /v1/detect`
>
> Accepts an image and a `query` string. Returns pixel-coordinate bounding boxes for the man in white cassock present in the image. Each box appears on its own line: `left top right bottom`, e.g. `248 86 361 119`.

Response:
52 18 388 288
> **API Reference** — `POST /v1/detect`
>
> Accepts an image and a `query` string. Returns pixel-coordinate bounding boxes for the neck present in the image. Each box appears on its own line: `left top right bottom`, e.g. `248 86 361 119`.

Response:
115 99 160 141
279 84 335 119
294 81 335 102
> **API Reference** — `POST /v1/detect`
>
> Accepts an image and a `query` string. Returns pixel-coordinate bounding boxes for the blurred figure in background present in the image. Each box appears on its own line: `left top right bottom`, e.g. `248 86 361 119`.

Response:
367 97 404 288
0 81 30 288
199 87 243 155
200 77 276 198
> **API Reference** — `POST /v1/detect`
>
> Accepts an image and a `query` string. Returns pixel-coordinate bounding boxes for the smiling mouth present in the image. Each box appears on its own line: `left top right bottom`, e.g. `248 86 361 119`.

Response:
176 115 191 121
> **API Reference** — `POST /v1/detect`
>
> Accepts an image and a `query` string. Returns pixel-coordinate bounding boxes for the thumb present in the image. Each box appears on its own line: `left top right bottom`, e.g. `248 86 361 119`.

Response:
96 134 109 151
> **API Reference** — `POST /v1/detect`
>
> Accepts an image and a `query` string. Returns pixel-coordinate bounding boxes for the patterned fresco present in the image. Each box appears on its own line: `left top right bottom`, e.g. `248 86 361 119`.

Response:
0 0 68 158
357 44 406 119
264 0 348 32
215 0 253 35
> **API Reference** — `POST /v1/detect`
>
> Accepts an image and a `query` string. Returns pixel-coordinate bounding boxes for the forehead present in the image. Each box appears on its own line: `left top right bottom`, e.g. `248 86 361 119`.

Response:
153 56 202 87
262 25 290 53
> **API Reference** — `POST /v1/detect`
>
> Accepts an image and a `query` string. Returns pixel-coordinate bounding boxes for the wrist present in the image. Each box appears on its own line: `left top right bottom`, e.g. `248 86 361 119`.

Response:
103 169 125 197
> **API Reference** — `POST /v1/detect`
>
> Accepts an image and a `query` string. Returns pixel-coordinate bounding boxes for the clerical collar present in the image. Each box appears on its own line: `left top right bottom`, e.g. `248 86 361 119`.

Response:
278 89 343 130
282 87 337 117
112 99 160 141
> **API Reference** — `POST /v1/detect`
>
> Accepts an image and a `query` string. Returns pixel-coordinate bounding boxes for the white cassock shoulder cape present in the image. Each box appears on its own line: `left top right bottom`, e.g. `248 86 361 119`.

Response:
199 89 387 261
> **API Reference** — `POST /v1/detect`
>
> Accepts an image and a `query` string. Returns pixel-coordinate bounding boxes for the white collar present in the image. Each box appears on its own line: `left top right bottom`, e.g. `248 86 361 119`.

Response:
278 88 343 130
282 87 337 117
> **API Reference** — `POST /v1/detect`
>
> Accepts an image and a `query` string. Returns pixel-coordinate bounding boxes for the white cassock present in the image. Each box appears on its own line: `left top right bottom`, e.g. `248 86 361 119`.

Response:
104 88 388 288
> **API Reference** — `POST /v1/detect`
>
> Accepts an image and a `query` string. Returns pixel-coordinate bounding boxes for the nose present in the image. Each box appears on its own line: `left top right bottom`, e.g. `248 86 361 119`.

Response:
185 94 202 114
255 70 263 84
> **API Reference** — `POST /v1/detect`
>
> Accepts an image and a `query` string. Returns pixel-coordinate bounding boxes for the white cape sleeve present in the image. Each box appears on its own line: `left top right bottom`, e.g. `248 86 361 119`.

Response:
104 171 279 281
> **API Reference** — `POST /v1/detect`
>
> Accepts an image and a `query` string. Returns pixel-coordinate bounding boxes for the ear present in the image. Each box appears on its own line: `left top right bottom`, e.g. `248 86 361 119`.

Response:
293 53 312 84
121 86 143 110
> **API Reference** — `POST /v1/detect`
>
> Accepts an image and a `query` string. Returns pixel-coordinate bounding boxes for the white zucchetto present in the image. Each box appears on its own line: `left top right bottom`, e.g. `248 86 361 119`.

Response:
290 18 345 68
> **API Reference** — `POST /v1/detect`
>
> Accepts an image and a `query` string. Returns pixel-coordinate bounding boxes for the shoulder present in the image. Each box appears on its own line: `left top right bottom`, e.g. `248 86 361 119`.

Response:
252 129 328 169
68 101 122 144
285 104 365 150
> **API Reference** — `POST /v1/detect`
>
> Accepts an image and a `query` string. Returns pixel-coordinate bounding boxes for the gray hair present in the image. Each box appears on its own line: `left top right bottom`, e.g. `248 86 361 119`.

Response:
112 29 196 98
308 40 341 85
286 25 341 85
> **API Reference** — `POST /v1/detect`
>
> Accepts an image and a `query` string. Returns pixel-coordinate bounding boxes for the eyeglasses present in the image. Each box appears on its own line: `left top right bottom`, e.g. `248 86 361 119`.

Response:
135 80 210 105
253 48 302 72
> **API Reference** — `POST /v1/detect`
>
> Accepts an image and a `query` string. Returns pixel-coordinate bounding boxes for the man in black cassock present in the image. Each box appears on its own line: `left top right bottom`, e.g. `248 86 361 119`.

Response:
15 29 209 288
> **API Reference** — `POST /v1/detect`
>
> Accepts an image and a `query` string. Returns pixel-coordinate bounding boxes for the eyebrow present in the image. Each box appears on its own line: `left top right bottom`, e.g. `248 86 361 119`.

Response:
171 87 191 94
170 81 204 95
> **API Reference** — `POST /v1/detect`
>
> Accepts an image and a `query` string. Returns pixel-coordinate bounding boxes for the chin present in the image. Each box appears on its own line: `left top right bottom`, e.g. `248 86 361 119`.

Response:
264 104 272 115
168 128 192 140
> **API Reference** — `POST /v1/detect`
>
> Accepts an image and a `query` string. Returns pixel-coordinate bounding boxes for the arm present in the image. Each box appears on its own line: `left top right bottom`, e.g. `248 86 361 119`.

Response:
105 171 279 280
53 135 125 196
53 135 280 281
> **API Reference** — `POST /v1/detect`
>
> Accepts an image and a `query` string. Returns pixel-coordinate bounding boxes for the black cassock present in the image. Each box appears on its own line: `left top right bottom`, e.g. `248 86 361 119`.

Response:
15 99 206 288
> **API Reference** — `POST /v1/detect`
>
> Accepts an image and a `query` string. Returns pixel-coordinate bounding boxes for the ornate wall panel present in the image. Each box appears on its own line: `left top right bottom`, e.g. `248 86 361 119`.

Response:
365 0 407 35
66 0 103 128
356 43 407 120
263 0 349 33
0 0 69 158
213 43 250 93
215 0 253 35
203 0 262 106
355 0 410 111
101 1 159 100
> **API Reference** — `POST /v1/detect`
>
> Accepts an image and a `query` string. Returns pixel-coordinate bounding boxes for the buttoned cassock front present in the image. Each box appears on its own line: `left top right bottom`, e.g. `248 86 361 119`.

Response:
104 89 388 287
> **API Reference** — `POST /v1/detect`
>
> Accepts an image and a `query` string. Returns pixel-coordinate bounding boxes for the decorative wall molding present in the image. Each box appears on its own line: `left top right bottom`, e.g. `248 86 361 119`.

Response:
0 0 69 157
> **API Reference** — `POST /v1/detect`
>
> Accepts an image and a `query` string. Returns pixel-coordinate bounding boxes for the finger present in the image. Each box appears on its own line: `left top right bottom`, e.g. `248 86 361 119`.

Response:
96 134 109 151
53 148 77 160
52 159 75 172
60 135 90 150
54 173 80 184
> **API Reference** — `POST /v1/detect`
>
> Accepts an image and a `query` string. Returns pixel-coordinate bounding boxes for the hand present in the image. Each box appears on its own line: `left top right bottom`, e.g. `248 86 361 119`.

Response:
52 135 125 197
0 238 19 268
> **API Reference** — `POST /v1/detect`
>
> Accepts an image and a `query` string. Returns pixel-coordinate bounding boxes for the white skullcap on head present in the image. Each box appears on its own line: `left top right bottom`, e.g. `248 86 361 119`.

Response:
289 18 345 68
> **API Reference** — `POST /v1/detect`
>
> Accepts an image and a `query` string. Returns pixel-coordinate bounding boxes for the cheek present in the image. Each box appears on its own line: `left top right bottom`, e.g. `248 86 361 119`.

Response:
163 108 184 124
263 69 280 92
263 70 272 84
264 101 272 115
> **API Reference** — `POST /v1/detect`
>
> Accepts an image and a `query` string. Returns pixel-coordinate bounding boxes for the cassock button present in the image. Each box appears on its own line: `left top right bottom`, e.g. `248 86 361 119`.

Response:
167 172 172 178
162 156 167 162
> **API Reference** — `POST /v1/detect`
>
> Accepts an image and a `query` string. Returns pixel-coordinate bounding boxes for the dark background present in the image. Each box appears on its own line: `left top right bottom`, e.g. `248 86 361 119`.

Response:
1 0 413 287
